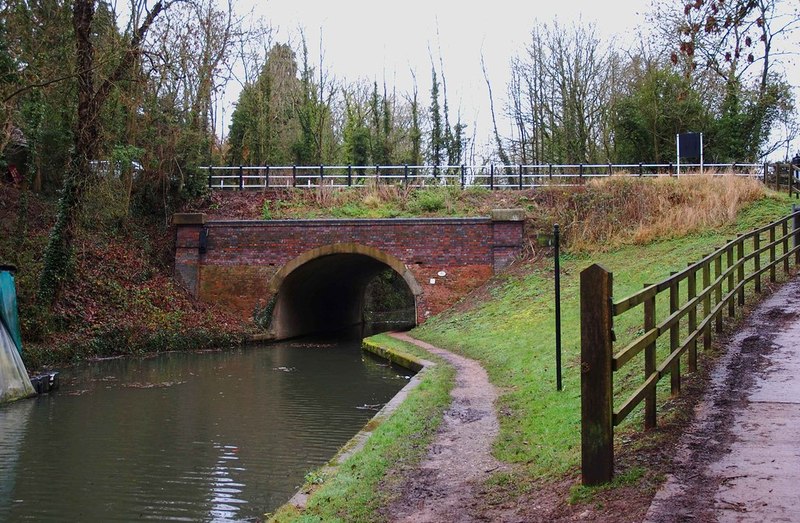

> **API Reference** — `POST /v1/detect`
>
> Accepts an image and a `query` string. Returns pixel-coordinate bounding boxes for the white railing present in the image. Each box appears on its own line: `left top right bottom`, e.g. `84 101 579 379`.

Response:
201 162 766 190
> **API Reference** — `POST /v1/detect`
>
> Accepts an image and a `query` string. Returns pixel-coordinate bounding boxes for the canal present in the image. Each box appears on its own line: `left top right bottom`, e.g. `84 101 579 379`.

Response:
0 331 414 521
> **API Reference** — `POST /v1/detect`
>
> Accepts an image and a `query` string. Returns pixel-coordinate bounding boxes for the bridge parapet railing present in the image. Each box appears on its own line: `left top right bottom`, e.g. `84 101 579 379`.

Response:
579 207 800 486
202 163 766 190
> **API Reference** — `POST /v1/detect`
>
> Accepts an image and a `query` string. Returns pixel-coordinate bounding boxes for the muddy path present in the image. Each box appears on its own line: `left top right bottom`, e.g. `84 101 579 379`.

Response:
644 277 800 523
385 332 505 523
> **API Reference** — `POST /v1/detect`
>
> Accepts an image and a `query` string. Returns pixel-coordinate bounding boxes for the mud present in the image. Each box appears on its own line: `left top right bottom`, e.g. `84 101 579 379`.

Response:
644 278 800 523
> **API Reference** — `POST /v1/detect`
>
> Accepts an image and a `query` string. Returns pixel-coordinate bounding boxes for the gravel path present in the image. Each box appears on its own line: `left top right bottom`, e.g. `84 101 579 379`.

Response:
644 276 800 523
386 332 504 523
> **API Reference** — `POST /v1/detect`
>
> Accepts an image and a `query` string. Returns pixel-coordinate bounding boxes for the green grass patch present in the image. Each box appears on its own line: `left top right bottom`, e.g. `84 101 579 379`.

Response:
268 334 455 523
412 193 796 484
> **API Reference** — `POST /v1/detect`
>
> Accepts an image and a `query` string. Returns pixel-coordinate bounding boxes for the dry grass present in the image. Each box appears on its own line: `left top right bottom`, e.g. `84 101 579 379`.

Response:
557 175 766 251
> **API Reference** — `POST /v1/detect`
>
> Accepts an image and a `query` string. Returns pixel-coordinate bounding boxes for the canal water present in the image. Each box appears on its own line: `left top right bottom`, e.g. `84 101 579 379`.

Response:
0 332 414 522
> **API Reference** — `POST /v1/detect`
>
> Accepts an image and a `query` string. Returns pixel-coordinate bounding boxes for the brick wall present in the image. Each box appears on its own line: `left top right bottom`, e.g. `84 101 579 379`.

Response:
174 214 524 328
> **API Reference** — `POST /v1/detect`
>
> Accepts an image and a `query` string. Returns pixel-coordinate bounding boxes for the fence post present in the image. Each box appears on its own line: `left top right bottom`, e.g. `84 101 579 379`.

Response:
207 166 213 189
319 165 324 186
461 165 466 189
727 245 735 317
238 165 244 190
639 163 643 177
519 164 523 190
554 224 562 392
549 163 553 181
754 232 761 293
490 164 495 190
669 162 674 176
348 165 353 187
687 264 698 372
579 164 584 184
769 225 776 283
783 218 790 274
644 285 656 429
737 235 745 306
794 204 800 265
580 264 614 486
670 273 681 395
714 254 723 332
265 165 270 188
292 165 297 188
703 259 711 350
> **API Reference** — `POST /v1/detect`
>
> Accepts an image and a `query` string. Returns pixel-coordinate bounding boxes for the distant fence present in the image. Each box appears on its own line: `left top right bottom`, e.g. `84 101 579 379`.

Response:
201 162 769 190
579 207 800 485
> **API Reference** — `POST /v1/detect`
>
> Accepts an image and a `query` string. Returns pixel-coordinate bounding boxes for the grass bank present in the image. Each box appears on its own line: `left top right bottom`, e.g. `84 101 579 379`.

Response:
412 191 795 492
271 179 796 521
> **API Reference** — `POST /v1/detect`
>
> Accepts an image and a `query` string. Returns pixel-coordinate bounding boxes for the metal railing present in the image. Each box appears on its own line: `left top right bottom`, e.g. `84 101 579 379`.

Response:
579 207 800 485
201 163 765 190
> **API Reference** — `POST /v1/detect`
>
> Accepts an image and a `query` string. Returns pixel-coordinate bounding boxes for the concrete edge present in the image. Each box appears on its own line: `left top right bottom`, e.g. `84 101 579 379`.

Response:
281 337 435 513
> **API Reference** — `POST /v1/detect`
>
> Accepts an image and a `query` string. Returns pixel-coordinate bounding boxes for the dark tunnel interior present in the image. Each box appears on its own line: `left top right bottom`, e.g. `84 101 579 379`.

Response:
270 254 416 340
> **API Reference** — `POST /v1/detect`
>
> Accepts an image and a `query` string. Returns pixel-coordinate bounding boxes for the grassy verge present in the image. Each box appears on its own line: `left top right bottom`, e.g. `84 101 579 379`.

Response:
412 191 796 487
268 334 455 523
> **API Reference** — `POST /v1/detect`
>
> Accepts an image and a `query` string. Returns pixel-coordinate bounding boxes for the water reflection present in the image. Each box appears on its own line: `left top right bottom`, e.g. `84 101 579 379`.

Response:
0 331 413 521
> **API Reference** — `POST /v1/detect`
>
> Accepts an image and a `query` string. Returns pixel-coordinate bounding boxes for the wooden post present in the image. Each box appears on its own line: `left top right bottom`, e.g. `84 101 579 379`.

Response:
670 275 681 395
715 255 723 333
703 260 711 350
737 235 745 306
754 232 761 293
794 204 800 265
644 286 657 429
687 265 698 372
769 225 776 283
581 264 614 485
727 246 735 317
783 218 790 274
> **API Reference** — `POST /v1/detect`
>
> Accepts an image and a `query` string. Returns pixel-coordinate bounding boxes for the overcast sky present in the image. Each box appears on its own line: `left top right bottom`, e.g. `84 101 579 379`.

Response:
219 0 799 160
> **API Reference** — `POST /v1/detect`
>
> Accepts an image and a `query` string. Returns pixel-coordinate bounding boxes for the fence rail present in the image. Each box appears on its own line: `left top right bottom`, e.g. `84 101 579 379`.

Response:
201 163 767 190
580 207 800 485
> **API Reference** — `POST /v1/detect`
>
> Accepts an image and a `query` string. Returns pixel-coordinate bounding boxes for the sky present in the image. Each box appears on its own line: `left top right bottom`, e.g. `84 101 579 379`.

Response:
218 0 800 161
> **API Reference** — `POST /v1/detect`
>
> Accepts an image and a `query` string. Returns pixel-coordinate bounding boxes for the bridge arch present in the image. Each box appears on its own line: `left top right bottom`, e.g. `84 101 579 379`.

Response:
267 243 422 340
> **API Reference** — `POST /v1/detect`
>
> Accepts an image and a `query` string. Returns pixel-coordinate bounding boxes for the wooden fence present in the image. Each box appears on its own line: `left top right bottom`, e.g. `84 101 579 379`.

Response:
579 206 800 485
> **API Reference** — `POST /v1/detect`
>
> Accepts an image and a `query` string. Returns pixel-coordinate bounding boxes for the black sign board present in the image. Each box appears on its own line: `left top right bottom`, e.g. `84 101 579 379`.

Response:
678 133 702 159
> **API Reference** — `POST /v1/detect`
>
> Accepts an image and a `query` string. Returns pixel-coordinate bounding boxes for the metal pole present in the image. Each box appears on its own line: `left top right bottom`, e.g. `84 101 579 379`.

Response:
700 133 704 175
676 133 680 176
238 165 243 190
461 165 466 189
292 164 297 188
554 224 562 392
490 164 495 190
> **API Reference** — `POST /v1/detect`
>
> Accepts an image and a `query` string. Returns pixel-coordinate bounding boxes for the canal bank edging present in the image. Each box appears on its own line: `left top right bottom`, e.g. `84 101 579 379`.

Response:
280 336 435 513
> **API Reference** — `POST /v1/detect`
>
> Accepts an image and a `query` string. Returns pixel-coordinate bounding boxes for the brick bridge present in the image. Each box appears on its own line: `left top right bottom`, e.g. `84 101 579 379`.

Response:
173 210 525 340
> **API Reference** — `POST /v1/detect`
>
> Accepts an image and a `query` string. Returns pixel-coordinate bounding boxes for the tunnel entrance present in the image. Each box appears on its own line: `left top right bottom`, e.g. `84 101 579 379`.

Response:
268 247 420 340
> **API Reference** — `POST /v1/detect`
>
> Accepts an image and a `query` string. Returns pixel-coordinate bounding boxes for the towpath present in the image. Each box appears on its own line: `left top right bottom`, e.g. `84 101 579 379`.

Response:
644 276 800 523
385 332 505 523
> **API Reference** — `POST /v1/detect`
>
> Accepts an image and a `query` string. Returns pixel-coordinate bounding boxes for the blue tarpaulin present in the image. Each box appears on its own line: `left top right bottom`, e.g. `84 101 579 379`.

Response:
0 268 23 354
